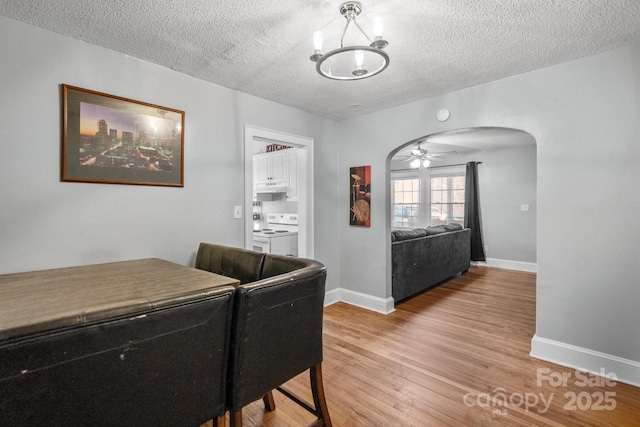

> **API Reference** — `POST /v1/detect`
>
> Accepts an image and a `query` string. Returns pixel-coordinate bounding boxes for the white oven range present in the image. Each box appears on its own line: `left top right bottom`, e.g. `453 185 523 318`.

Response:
252 213 298 256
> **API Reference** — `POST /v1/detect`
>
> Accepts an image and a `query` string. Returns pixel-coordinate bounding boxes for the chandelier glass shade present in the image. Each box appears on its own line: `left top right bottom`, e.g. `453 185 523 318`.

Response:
310 1 389 81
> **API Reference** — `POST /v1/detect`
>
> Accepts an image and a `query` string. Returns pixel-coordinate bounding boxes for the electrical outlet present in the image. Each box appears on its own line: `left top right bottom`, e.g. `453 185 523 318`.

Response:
521 204 530 212
234 206 242 219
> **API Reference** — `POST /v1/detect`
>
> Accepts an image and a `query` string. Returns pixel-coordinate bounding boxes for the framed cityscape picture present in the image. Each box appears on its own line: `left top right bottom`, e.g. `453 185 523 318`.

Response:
350 165 371 227
61 84 184 187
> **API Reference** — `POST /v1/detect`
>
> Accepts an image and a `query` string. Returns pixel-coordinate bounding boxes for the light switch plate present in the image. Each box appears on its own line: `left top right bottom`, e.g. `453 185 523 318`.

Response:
234 205 242 218
521 204 530 212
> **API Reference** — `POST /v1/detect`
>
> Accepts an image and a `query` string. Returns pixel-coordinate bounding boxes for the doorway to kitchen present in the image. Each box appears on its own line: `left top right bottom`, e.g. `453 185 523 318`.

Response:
243 125 314 258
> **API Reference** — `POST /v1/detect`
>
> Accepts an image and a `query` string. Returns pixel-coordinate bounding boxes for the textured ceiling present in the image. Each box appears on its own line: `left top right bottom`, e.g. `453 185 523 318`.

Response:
2 0 640 121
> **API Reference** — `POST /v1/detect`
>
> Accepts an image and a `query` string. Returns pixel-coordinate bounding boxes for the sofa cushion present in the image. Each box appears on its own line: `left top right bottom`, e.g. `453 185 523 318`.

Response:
443 223 463 232
391 228 428 242
424 225 446 235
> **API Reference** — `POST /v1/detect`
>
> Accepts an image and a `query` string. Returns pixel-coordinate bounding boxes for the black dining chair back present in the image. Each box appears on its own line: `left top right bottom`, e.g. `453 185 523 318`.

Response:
225 254 332 427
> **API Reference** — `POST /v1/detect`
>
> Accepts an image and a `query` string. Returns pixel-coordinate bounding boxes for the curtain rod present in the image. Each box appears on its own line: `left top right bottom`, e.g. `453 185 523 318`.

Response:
429 162 482 169
393 162 482 172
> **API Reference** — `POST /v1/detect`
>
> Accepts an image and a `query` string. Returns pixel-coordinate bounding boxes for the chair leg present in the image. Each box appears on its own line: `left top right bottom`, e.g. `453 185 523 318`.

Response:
230 410 243 427
212 415 225 427
263 390 276 411
310 363 332 427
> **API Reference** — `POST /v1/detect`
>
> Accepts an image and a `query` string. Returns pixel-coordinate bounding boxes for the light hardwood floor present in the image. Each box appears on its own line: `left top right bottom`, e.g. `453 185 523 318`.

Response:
206 266 640 426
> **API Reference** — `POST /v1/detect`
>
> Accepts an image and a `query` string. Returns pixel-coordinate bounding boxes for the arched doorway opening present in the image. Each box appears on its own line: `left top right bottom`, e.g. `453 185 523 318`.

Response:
387 126 537 302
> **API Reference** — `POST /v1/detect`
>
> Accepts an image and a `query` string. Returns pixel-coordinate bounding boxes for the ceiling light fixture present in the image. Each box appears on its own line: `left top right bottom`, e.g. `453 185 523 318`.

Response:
310 1 389 81
399 141 457 169
410 158 431 169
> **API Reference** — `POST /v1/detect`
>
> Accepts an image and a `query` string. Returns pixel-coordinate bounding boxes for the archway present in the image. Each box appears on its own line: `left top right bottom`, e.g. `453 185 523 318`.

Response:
386 126 537 302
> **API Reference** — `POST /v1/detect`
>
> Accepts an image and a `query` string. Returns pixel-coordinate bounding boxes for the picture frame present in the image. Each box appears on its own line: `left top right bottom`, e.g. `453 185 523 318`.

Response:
61 84 184 187
350 165 371 227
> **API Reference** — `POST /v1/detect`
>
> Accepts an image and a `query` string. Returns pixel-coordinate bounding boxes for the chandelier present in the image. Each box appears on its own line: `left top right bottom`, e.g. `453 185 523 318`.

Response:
310 1 389 80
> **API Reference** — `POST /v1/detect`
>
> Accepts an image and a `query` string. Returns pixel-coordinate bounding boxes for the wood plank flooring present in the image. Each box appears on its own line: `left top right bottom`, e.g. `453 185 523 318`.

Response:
204 266 640 426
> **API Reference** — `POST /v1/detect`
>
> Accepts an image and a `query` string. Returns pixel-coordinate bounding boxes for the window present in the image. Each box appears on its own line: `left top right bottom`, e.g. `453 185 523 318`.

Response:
391 166 465 228
392 175 420 228
430 174 465 226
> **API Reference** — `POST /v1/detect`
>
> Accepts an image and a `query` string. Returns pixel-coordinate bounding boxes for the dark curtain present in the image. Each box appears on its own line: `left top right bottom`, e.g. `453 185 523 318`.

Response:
464 162 485 261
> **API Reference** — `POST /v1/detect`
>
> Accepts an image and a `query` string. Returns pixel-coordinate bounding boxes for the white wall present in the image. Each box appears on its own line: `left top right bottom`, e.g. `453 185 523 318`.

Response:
337 46 640 383
0 17 341 293
447 145 537 265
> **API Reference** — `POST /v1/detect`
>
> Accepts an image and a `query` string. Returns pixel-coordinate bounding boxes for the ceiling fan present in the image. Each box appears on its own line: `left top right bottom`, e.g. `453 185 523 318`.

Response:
400 142 456 169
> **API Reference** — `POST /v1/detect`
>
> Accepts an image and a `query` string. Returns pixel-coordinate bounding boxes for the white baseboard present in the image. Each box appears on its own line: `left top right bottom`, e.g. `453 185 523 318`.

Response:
476 258 537 273
325 260 535 314
530 334 640 387
324 288 395 315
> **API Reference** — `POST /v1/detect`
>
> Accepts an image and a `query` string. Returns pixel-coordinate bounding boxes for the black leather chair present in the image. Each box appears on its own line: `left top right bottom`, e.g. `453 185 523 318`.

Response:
195 244 332 427
0 286 235 427
228 254 331 427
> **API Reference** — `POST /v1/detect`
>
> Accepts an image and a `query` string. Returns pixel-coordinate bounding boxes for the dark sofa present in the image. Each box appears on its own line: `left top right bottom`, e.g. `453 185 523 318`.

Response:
392 224 471 302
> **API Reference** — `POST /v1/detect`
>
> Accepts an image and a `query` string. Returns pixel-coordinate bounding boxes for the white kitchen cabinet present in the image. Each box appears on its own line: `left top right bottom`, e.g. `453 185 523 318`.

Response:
254 151 289 185
271 151 288 182
254 154 270 184
287 149 299 200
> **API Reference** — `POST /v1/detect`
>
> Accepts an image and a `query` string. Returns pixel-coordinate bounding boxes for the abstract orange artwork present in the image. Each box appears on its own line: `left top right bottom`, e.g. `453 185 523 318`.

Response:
350 165 371 227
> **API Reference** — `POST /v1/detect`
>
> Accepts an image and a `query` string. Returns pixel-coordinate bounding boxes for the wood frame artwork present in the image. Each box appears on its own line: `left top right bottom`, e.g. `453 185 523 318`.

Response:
61 84 184 187
350 165 371 227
